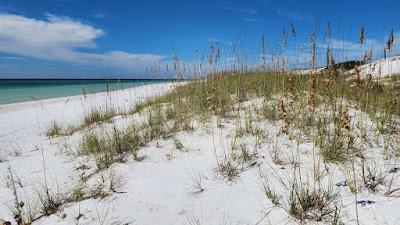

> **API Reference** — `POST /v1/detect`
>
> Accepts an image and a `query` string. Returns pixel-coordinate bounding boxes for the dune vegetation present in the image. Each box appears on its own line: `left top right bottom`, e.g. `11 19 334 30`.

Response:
3 24 400 225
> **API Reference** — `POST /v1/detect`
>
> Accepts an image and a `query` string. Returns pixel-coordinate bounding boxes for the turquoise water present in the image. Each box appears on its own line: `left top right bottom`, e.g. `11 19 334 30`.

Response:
0 79 171 105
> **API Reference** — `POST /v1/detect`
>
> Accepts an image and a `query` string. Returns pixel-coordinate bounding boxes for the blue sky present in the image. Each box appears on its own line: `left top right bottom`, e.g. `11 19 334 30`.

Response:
0 0 399 78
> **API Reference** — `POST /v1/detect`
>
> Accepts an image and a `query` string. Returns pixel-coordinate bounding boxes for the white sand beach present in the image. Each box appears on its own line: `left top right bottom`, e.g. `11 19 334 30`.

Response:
1 2 400 224
1 79 400 225
0 83 180 224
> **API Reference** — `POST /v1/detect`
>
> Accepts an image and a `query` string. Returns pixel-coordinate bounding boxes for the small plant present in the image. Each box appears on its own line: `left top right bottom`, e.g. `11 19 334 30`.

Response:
270 139 283 165
80 125 144 170
343 169 357 193
108 170 125 194
331 206 341 225
174 138 185 151
90 174 110 199
46 122 62 137
261 180 280 206
191 173 205 194
316 107 347 163
216 157 239 182
70 179 86 202
278 99 289 134
129 100 153 114
7 166 26 225
363 165 385 192
286 182 336 222
80 131 115 170
238 143 252 163
37 185 62 216
83 108 116 127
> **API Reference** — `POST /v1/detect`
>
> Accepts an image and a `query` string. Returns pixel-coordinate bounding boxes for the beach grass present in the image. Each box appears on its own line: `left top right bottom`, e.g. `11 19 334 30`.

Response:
69 68 398 223
6 24 400 225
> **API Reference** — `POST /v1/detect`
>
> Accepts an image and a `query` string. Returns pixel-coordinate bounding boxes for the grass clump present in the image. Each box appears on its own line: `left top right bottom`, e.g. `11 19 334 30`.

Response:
287 183 337 222
37 186 63 216
46 122 62 137
261 180 280 206
216 157 240 182
80 125 142 170
83 108 116 127
316 113 347 163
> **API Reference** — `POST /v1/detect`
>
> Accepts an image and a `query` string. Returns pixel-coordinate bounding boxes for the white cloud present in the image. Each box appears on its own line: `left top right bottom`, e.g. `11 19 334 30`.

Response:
0 13 164 71
321 38 381 51
318 34 400 61
94 13 106 19
222 6 258 15
276 8 313 24
243 18 262 22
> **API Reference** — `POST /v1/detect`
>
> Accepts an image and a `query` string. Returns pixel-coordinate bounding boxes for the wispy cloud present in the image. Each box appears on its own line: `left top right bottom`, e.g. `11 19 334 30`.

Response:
94 12 106 19
0 56 24 60
0 13 164 71
318 35 400 59
243 18 262 22
276 8 313 23
208 37 223 43
223 6 258 15
207 37 233 46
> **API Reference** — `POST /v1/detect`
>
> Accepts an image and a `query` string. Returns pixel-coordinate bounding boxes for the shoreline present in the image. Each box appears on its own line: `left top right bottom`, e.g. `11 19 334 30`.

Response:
0 79 179 106
0 82 176 155
0 82 176 113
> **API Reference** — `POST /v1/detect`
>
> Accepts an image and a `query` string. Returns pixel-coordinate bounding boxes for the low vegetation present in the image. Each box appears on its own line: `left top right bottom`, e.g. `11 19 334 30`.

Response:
6 24 400 224
46 122 62 137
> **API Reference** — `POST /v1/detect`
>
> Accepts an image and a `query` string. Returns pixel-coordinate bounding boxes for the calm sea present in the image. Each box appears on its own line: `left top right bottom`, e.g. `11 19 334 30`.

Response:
0 79 172 105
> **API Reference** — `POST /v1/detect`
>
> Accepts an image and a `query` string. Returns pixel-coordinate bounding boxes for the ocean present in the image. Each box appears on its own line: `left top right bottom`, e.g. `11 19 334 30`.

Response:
0 79 172 105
